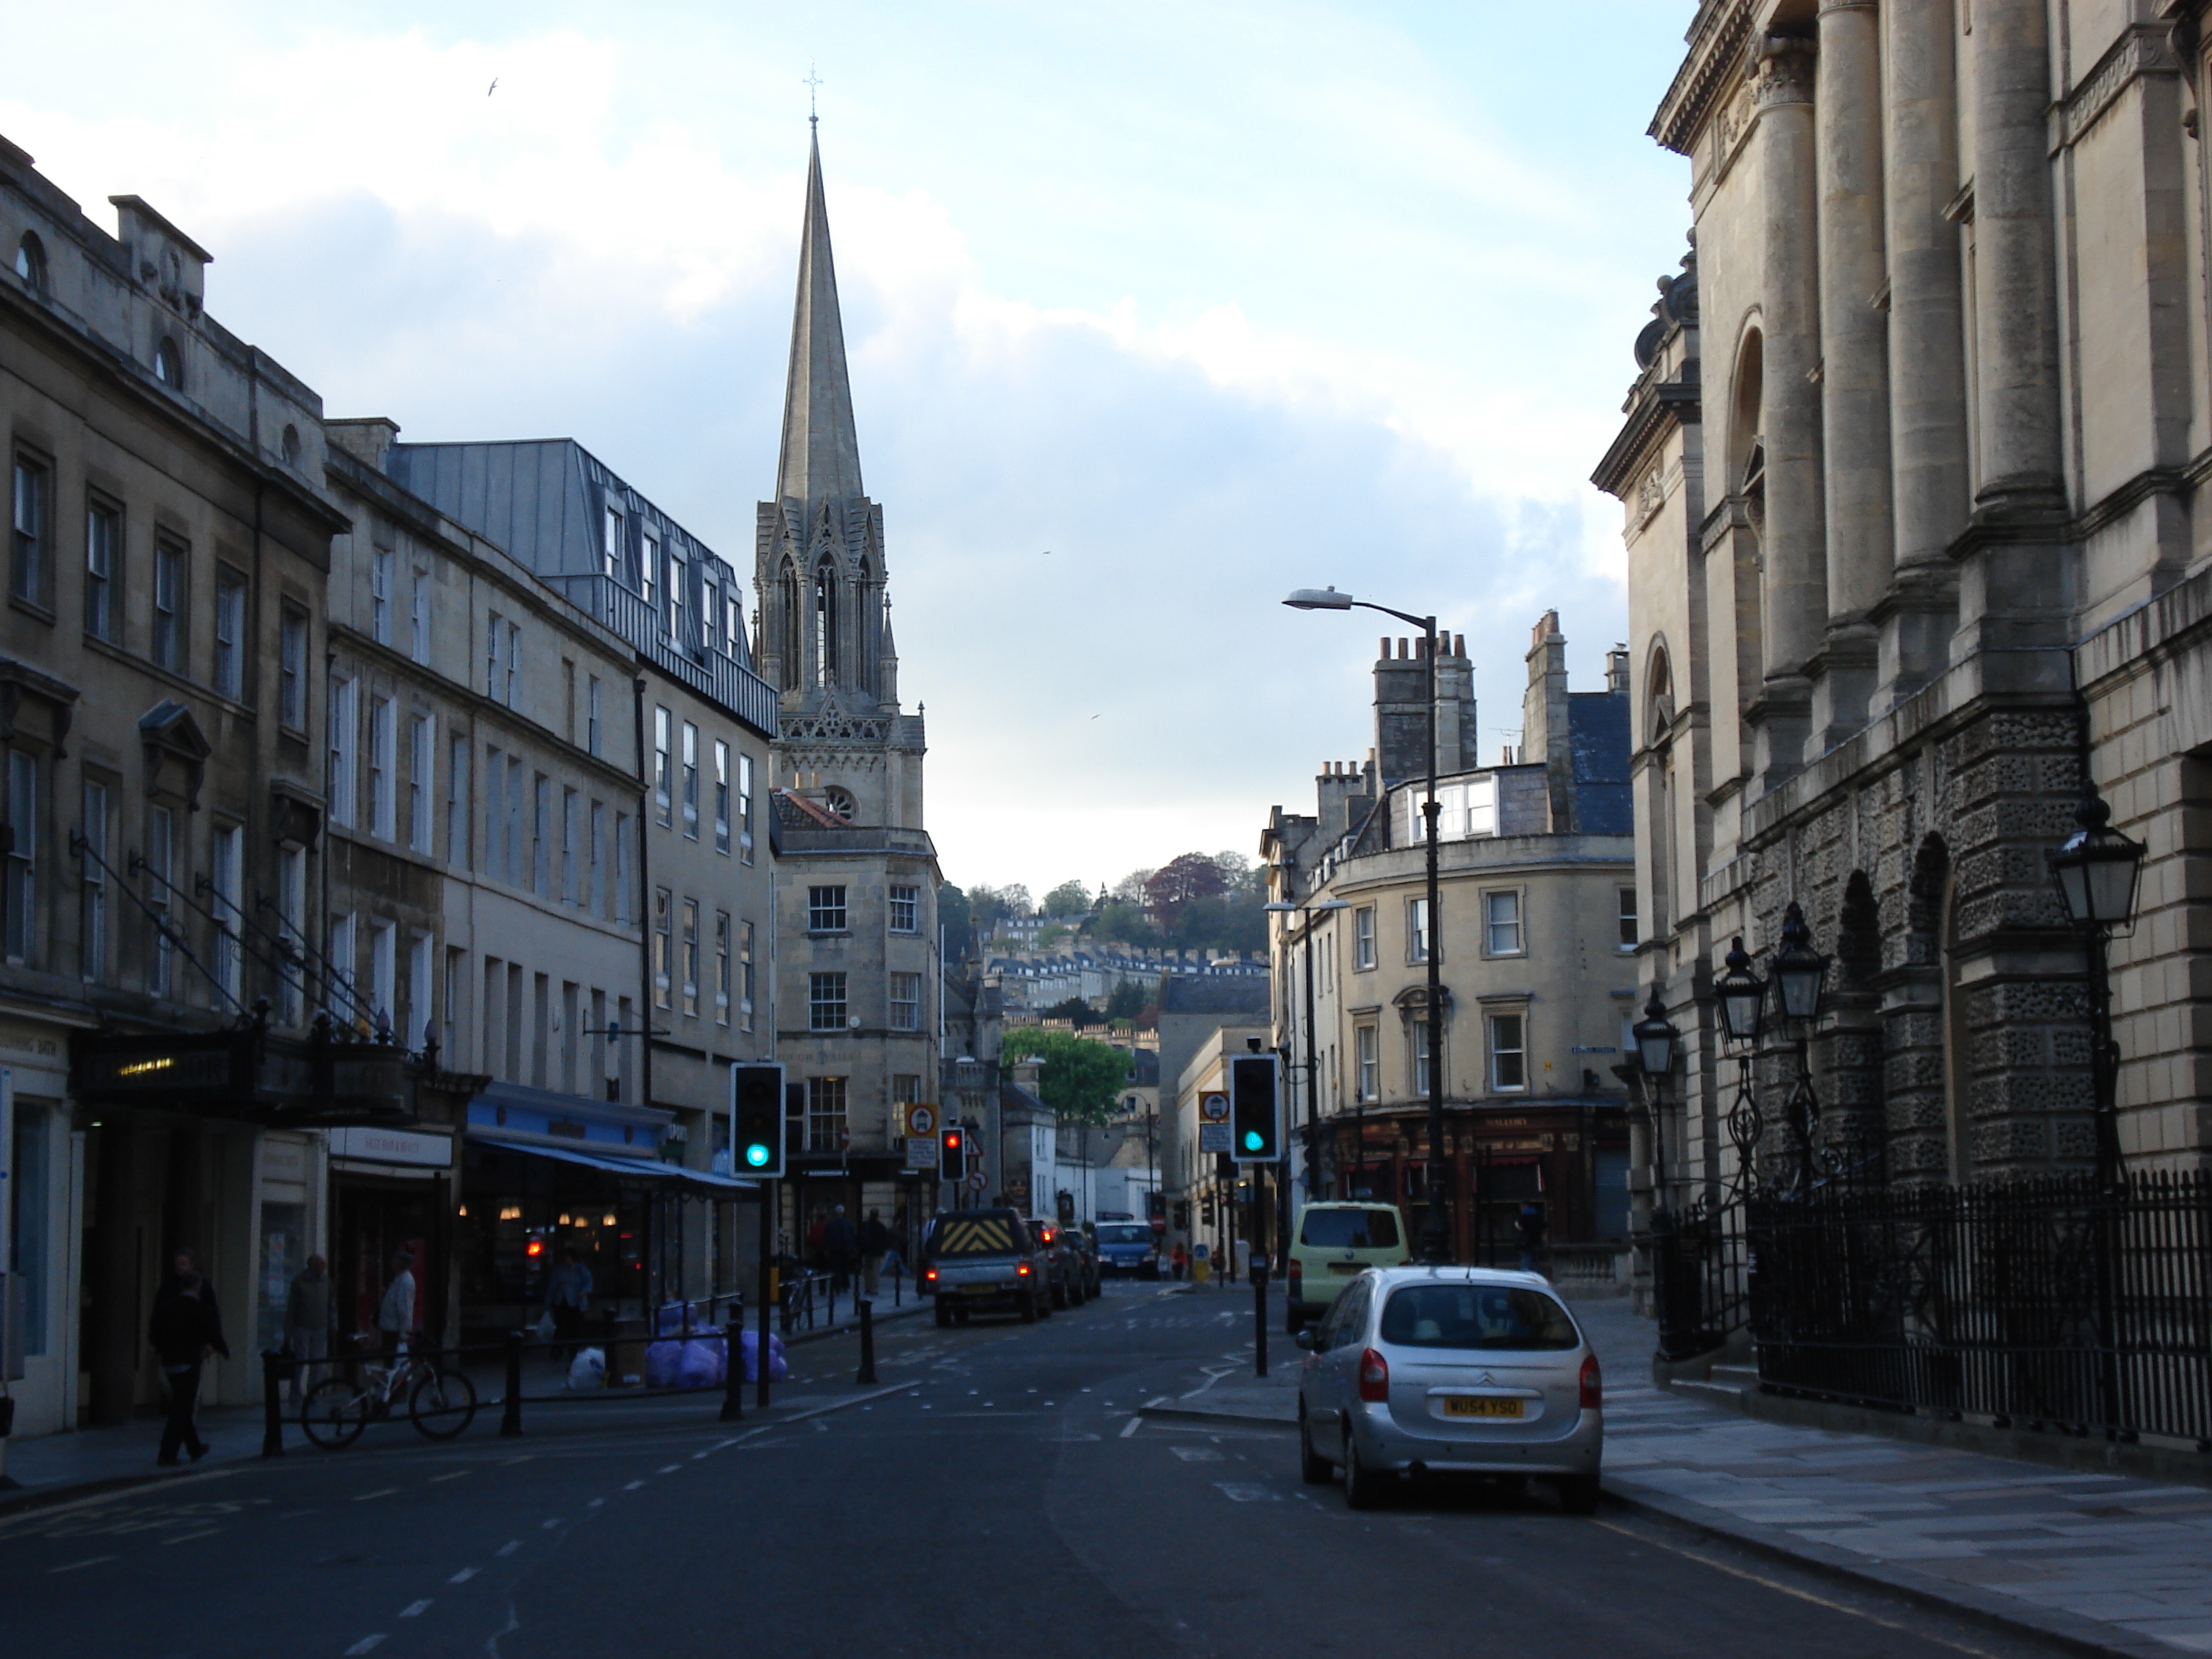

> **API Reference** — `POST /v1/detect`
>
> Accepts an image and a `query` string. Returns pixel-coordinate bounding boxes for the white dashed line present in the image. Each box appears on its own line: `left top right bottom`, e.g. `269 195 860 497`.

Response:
657 1463 682 1474
624 1481 645 1491
1120 1416 1144 1438
496 1540 522 1558
540 1518 561 1530
586 1497 604 1508
344 1638 386 1656
353 1489 400 1502
430 1470 471 1483
48 1556 113 1573
163 1529 221 1546
399 1600 432 1618
449 1566 480 1584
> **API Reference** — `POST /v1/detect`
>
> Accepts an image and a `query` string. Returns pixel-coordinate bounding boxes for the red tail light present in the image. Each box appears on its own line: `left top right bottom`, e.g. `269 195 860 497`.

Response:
1017 1262 1031 1276
1358 1348 1390 1403
1580 1353 1602 1411
1287 1258 1302 1293
924 1267 937 1283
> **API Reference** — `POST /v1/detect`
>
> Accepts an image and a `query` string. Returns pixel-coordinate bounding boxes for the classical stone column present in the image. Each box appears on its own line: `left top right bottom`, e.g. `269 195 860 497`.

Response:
1956 0 2071 681
1877 0 1968 708
1814 0 1889 746
1752 34 1824 783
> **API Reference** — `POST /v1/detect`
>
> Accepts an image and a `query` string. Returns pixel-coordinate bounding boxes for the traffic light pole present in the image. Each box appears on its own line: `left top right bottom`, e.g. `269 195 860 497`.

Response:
1252 1167 1269 1379
756 1179 775 1409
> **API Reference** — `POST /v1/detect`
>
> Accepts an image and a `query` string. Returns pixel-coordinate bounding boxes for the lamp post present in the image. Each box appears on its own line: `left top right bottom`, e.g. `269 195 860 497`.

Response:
1712 937 1768 1196
1768 901 1830 1194
1632 987 1682 1221
1265 895 1353 1210
1284 588 1452 1263
2048 782 2146 1188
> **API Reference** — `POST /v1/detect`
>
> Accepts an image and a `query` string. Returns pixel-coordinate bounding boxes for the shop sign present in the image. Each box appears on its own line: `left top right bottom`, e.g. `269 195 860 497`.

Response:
328 1126 454 1168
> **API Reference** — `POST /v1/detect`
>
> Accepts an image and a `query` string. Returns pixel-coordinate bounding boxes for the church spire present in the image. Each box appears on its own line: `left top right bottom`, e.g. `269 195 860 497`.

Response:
775 126 864 506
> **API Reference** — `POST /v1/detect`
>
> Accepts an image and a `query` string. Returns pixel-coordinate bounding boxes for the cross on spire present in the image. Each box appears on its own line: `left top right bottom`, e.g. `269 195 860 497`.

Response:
804 62 823 123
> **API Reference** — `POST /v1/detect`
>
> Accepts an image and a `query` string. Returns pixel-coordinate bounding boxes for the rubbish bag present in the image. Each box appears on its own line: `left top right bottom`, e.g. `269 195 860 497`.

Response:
566 1346 606 1390
737 1328 788 1383
533 1309 555 1342
672 1333 726 1390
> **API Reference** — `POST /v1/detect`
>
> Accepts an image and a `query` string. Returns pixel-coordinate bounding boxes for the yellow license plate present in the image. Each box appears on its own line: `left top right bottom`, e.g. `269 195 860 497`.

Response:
962 1284 999 1295
1443 1397 1524 1419
1327 1263 1363 1276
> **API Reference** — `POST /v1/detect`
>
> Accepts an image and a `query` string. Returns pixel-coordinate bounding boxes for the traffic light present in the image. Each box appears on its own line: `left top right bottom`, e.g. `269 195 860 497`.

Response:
939 1126 966 1181
730 1062 785 1178
1229 1053 1282 1163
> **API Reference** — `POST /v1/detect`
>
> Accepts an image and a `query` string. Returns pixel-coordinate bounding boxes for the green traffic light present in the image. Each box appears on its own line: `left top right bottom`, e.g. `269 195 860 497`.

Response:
745 1144 771 1168
1243 1130 1264 1152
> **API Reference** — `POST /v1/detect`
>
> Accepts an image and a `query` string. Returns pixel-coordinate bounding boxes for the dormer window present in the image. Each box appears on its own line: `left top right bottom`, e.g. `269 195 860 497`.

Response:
153 336 183 390
14 232 46 294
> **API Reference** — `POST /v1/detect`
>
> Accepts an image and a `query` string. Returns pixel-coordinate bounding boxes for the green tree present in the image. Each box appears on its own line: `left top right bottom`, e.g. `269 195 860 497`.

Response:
1087 899 1159 945
1000 1028 1130 1126
1104 980 1148 1022
939 884 974 961
1035 922 1069 950
1039 995 1098 1027
1041 879 1093 918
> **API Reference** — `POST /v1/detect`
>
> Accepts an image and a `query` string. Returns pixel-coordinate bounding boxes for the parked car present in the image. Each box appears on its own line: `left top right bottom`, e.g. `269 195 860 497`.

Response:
1285 1201 1411 1334
1093 1219 1160 1279
1295 1265 1602 1514
1031 1219 1085 1309
1062 1224 1102 1299
922 1208 1052 1325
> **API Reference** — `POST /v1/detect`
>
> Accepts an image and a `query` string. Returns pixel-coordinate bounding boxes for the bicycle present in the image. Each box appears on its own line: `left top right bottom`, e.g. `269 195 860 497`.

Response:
301 1334 478 1448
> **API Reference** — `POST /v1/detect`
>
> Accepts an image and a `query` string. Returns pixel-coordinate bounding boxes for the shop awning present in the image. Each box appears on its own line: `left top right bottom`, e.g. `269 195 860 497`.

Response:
469 1133 756 1196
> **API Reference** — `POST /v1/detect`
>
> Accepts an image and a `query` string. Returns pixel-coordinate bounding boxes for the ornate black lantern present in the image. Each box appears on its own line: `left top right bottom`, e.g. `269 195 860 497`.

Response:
1715 937 1767 1046
1633 989 1679 1077
2049 786 2145 933
1769 901 1829 1024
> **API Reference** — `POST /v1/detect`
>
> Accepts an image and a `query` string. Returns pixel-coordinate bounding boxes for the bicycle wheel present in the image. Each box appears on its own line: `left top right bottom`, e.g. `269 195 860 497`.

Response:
408 1366 478 1440
301 1376 369 1449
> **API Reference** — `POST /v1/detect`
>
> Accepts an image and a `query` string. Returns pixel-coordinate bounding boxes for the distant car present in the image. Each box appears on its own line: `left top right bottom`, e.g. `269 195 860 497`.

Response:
1286 1202 1411 1334
923 1209 1052 1325
1062 1225 1102 1299
1295 1265 1602 1514
1031 1220 1085 1309
1093 1219 1159 1279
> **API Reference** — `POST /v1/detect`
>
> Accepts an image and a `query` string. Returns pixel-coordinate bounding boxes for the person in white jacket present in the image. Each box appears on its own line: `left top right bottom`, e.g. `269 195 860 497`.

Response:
378 1251 417 1362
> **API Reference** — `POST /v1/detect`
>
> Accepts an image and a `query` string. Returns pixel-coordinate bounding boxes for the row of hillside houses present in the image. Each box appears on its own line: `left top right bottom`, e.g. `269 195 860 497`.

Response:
986 950 1262 1012
0 129 952 1442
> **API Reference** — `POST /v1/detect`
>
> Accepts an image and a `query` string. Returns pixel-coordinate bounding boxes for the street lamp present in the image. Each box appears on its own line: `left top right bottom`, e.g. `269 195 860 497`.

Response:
1632 987 1680 1218
1714 937 1767 1048
1769 901 1829 1192
1284 586 1452 1264
1265 895 1353 1210
2049 782 2146 1186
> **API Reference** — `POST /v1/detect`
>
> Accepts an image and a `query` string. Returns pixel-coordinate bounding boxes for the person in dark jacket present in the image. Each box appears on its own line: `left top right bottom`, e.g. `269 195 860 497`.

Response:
148 1248 229 1466
858 1208 891 1301
822 1205 858 1295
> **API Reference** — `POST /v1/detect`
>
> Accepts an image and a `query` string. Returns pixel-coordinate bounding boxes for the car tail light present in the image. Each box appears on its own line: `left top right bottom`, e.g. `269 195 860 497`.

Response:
1287 1258 1302 1293
1580 1353 1602 1411
1017 1262 1031 1276
1358 1348 1390 1403
924 1267 937 1284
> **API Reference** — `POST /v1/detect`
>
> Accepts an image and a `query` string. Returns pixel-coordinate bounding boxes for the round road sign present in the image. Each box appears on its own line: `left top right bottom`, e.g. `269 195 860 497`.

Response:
1200 1091 1230 1122
966 1171 987 1192
905 1103 937 1137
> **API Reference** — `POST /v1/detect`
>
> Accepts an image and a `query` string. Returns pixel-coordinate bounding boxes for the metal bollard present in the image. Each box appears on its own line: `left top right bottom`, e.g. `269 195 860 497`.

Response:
855 1298 877 1386
719 1300 745 1423
894 1264 902 1307
260 1349 286 1458
1253 1262 1269 1379
500 1330 524 1438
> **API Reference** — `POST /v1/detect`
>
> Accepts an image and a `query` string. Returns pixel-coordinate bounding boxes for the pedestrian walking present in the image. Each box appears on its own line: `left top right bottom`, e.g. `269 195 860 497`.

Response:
1170 1243 1188 1281
858 1207 891 1302
378 1249 418 1363
545 1247 593 1359
1514 1203 1547 1275
284 1253 335 1403
148 1248 228 1467
822 1204 858 1295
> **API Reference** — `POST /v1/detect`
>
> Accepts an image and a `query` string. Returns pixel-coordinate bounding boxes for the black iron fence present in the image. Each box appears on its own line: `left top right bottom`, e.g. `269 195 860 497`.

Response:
1656 1166 2212 1450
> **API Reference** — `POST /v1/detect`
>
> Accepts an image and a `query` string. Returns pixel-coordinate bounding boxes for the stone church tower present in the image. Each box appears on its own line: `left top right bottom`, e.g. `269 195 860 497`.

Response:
756 126 943 1236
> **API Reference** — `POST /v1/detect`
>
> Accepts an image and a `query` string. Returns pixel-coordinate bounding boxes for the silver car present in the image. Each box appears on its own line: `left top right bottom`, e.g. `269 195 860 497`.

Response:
1294 1265 1602 1513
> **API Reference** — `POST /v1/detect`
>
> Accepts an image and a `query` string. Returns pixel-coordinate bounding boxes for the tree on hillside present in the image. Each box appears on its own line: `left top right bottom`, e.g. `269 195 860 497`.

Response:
1145 852 1231 930
1086 899 1159 946
1104 980 1148 1022
1000 1027 1131 1126
1039 995 1100 1027
1111 869 1155 903
1041 879 1093 918
969 884 1034 939
939 884 974 961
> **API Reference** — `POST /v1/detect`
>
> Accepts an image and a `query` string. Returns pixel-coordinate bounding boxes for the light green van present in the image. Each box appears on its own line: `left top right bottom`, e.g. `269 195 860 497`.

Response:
1286 1202 1411 1333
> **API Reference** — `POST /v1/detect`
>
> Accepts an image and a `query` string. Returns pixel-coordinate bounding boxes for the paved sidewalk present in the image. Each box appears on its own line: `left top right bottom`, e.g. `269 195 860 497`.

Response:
1139 1291 2212 1657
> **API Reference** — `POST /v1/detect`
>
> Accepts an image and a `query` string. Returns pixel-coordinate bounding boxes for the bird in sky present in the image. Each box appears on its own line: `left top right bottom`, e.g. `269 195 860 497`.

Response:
487 77 499 97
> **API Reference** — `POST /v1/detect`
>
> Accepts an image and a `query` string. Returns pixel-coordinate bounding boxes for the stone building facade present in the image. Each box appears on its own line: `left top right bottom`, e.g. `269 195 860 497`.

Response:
758 131 943 1250
1 138 352 1432
1595 0 2212 1207
1260 614 1639 1260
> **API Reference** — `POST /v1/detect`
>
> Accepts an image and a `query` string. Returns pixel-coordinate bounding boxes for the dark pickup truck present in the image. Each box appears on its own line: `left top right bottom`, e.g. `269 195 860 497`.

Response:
924 1208 1051 1325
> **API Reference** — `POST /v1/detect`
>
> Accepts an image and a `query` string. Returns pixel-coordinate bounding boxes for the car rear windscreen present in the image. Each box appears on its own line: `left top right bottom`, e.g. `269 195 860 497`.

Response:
1095 1223 1152 1245
1379 1284 1579 1350
932 1213 1026 1256
1300 1208 1401 1250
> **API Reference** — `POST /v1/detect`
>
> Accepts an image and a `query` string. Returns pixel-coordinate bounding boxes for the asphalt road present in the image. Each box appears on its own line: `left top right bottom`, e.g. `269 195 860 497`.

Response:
0 1281 2075 1658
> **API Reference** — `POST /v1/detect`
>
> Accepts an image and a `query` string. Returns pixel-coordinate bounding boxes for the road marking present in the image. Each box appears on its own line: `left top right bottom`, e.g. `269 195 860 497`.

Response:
163 1528 222 1545
399 1600 432 1618
1119 1416 1144 1438
691 1448 715 1459
658 1463 683 1474
48 1556 113 1573
449 1567 479 1584
1214 1481 1279 1502
624 1481 645 1491
586 1497 604 1508
496 1540 521 1558
1172 1446 1224 1462
1589 1520 2011 1657
344 1638 386 1655
430 1470 471 1483
353 1489 399 1502
540 1518 560 1529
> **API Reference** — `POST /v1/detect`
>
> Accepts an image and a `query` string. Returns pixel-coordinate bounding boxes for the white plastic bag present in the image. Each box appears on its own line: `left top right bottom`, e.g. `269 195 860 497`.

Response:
534 1309 555 1342
566 1346 606 1390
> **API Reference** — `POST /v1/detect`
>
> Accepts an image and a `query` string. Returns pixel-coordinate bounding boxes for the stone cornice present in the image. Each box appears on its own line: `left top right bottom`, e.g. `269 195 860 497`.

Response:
2053 23 2181 154
1650 0 1756 156
1591 375 1702 497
